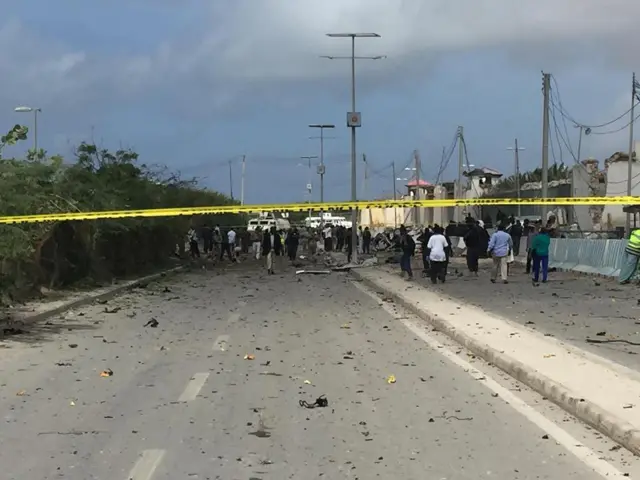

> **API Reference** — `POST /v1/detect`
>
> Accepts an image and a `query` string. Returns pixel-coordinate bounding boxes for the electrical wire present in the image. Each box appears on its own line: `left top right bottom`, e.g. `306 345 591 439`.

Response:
550 74 639 129
434 129 459 184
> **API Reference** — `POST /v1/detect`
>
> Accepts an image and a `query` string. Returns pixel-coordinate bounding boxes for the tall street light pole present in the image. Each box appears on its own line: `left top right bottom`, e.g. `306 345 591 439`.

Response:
14 106 41 152
507 139 526 218
324 32 384 263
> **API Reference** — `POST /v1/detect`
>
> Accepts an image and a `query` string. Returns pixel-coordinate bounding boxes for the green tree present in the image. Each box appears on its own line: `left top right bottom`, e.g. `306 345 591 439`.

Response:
0 143 240 304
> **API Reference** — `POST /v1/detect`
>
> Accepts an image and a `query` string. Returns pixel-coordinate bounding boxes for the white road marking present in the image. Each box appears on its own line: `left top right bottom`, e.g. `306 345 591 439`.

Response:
178 372 210 402
227 312 241 324
213 334 230 351
352 281 627 479
126 449 165 480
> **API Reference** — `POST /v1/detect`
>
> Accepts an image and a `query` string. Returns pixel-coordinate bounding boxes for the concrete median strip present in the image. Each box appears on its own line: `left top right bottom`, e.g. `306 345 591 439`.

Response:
352 267 640 456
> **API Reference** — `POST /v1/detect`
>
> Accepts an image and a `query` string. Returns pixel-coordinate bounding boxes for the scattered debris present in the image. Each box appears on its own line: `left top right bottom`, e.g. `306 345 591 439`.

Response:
100 368 114 377
623 403 634 409
386 375 396 384
586 338 640 346
55 362 72 367
2 327 25 335
244 354 255 360
295 270 331 275
144 318 159 328
104 306 121 314
340 324 351 329
259 372 282 377
16 390 26 396
299 395 329 409
38 430 103 436
543 354 555 358
303 379 312 385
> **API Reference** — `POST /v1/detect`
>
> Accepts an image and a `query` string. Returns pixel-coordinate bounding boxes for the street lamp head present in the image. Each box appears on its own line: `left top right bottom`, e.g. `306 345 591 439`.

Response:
326 33 381 38
309 124 335 129
14 106 33 112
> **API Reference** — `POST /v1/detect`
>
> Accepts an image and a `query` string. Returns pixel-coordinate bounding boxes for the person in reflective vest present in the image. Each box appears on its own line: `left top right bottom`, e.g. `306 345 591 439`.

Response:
619 228 640 284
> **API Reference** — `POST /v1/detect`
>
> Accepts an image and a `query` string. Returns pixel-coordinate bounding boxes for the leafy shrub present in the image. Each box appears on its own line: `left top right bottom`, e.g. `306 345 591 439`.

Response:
0 139 240 304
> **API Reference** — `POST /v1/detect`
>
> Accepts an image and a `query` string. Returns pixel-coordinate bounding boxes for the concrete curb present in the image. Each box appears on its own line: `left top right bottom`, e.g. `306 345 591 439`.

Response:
3 265 187 329
351 268 640 456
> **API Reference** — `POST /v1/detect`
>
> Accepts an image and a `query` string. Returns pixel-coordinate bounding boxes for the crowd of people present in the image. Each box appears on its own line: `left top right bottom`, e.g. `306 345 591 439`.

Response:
184 223 374 274
396 213 555 287
185 213 556 283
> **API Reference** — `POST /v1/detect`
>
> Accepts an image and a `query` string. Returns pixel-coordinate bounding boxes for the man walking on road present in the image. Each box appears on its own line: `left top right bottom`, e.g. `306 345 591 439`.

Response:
488 224 513 284
426 225 450 283
463 220 482 276
509 219 523 256
531 227 551 285
251 227 262 260
399 225 415 280
262 226 282 274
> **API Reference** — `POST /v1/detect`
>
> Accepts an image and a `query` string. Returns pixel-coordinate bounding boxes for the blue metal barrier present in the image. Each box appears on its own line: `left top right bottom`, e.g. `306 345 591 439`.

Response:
549 238 626 277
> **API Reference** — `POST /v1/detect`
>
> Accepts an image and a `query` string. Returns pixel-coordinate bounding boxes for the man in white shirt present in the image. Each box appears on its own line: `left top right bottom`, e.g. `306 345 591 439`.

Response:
227 228 237 259
426 225 450 284
323 225 333 252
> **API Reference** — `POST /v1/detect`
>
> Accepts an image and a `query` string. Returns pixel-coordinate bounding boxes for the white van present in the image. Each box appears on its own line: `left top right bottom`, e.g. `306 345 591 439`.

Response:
247 216 290 232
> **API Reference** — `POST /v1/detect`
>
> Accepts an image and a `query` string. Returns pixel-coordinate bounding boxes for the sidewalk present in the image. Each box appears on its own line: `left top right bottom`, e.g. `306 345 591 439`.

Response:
415 257 640 371
352 263 640 455
1 266 185 334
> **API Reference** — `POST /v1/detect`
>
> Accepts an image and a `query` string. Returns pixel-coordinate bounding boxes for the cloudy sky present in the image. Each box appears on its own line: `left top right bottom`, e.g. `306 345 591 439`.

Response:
0 0 638 204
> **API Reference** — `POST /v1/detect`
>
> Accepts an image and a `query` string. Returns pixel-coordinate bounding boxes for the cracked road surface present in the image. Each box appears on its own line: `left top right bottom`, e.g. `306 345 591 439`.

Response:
0 263 629 479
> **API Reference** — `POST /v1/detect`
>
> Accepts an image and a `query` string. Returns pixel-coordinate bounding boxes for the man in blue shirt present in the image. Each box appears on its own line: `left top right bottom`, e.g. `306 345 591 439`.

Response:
488 224 513 284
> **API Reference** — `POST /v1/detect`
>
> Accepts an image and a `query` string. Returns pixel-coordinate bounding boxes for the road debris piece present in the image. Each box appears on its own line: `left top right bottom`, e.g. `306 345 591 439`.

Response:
303 379 312 385
244 354 255 360
299 395 329 409
100 368 114 377
144 318 159 328
295 270 331 275
104 306 121 314
16 390 26 396
386 375 396 384
340 324 351 329
586 338 640 346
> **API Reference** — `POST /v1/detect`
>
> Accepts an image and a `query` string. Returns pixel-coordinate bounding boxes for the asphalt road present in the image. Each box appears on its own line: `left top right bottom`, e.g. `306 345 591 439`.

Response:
0 259 627 479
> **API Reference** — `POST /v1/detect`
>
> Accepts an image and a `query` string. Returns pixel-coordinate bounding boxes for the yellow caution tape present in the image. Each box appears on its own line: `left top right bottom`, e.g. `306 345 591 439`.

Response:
0 196 637 224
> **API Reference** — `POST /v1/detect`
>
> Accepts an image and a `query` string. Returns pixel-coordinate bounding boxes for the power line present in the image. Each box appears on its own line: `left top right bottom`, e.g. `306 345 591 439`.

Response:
550 74 639 129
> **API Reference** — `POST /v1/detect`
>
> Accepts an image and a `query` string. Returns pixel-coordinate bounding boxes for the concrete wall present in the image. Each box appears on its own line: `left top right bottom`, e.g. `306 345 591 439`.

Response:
602 144 640 228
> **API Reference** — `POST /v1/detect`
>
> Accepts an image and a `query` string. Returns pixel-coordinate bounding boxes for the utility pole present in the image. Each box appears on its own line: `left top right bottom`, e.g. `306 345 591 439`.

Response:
456 126 464 223
541 72 551 222
300 155 318 219
228 159 234 200
324 32 384 264
240 155 246 205
413 150 421 225
309 124 335 223
626 73 637 237
392 161 397 228
507 139 526 218
362 153 368 199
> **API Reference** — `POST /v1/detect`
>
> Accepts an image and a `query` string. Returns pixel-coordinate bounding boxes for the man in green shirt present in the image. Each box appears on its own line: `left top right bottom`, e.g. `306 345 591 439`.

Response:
530 228 551 285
